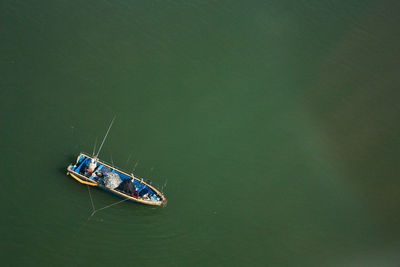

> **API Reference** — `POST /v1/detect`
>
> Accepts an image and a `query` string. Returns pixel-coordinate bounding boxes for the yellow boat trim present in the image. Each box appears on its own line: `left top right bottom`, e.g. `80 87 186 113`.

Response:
107 187 163 206
68 172 98 186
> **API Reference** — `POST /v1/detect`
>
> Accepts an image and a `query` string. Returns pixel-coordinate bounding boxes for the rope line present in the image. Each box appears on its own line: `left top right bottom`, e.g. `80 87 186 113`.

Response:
87 185 95 212
86 185 129 220
93 198 129 214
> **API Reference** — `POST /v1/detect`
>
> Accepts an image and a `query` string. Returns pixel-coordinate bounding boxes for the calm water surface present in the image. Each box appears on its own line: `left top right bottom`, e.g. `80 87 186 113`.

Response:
1 0 400 266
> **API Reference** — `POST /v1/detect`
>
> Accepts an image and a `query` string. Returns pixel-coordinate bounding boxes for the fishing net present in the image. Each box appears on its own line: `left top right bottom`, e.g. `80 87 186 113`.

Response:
118 179 136 195
103 172 122 189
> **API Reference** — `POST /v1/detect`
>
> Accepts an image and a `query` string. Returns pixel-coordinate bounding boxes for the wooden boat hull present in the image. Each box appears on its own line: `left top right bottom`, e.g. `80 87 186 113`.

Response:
67 153 167 206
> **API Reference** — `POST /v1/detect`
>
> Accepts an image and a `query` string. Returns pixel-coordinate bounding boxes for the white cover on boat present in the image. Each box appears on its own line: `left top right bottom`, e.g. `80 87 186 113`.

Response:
103 172 122 189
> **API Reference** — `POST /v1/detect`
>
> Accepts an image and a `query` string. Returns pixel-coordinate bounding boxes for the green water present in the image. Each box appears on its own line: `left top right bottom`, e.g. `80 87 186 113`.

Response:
1 0 400 266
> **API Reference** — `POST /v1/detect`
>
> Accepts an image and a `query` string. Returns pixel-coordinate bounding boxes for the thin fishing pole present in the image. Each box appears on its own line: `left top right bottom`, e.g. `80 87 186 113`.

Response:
133 160 139 172
126 153 132 165
92 136 98 156
96 116 116 158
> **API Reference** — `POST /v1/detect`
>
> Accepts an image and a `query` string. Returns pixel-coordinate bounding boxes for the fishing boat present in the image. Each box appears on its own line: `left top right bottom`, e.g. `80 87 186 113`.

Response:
66 118 167 206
